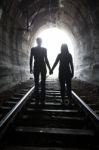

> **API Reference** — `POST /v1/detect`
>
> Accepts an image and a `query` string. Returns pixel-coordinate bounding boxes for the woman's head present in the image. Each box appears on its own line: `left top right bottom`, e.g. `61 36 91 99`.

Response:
61 44 69 54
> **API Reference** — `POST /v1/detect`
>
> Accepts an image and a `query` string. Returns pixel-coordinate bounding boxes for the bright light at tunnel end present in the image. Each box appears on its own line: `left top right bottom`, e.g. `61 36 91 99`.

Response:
33 27 74 76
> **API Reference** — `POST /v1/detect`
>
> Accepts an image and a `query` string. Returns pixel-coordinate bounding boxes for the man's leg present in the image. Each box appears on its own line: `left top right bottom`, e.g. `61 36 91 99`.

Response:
34 72 39 104
41 71 46 105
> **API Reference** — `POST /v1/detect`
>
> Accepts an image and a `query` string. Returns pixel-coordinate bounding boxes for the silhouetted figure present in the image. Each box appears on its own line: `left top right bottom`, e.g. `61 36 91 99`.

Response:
51 44 74 105
30 38 51 105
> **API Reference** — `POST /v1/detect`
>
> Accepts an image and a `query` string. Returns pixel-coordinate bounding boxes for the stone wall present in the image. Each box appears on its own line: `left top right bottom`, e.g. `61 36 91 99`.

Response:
0 17 30 93
74 3 99 85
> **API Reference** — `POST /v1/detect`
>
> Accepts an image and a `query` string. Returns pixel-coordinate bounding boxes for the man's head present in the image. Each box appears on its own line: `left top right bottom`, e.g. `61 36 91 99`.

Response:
36 37 42 47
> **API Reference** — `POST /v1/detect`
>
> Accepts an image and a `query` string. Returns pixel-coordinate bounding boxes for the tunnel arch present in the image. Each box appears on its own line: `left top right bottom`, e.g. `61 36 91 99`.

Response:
28 8 93 81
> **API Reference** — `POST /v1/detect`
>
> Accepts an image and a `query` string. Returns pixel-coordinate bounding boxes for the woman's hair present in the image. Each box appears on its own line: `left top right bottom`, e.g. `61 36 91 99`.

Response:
61 44 69 54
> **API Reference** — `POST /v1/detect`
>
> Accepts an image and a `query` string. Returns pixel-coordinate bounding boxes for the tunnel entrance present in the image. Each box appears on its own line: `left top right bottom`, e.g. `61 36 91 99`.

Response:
32 27 74 76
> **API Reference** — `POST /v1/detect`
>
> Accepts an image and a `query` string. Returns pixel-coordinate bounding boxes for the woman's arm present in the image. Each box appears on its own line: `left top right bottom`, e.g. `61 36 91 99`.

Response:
69 54 74 78
30 49 33 73
52 54 60 71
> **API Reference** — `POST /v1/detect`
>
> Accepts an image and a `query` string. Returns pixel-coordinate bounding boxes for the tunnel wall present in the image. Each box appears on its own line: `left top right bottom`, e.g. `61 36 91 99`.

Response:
73 5 99 85
0 17 30 93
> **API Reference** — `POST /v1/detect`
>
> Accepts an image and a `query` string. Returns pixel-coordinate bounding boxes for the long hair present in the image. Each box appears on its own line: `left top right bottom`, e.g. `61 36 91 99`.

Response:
61 44 69 54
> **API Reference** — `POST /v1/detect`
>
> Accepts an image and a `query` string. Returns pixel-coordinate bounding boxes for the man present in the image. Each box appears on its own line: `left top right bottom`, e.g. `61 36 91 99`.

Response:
50 44 74 106
30 38 51 105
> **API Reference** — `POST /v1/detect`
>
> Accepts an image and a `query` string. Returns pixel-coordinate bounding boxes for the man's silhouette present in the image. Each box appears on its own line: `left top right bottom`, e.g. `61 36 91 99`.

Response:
30 38 51 105
51 44 74 105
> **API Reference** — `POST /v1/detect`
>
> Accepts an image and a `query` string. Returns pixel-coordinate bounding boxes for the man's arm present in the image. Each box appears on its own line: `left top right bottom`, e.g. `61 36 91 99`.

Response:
45 50 51 71
30 48 33 74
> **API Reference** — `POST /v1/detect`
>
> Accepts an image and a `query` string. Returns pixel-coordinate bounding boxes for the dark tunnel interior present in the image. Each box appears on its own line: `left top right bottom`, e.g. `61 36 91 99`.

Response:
0 0 99 93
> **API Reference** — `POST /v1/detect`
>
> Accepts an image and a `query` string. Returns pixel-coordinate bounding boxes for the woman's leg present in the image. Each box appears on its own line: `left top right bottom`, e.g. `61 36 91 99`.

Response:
59 74 65 105
66 78 72 104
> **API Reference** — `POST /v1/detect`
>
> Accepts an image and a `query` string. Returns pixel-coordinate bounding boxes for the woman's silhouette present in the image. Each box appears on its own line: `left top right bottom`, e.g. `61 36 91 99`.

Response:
51 44 74 105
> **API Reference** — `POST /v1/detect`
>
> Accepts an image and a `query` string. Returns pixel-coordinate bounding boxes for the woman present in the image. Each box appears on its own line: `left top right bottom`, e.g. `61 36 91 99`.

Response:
51 44 74 105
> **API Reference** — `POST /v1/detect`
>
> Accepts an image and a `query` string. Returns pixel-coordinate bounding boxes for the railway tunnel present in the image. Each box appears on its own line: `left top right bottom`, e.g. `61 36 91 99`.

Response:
0 0 99 93
0 1 99 149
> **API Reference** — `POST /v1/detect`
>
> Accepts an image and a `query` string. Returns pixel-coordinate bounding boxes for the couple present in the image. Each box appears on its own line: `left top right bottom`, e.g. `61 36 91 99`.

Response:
30 37 74 106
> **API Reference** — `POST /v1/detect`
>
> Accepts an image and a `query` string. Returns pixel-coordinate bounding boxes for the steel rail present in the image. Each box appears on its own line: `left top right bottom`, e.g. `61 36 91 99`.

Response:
72 91 99 130
0 75 49 139
0 85 35 139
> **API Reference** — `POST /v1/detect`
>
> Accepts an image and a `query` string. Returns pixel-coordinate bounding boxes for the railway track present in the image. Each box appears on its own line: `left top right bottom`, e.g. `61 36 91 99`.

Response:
0 77 99 150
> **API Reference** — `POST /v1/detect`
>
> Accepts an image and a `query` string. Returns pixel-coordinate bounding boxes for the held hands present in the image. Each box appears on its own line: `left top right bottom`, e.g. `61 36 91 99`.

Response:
49 69 53 75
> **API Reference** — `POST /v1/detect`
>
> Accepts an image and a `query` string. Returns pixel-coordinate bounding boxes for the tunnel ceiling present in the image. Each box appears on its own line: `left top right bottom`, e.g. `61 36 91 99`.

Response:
1 0 99 32
0 0 99 47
